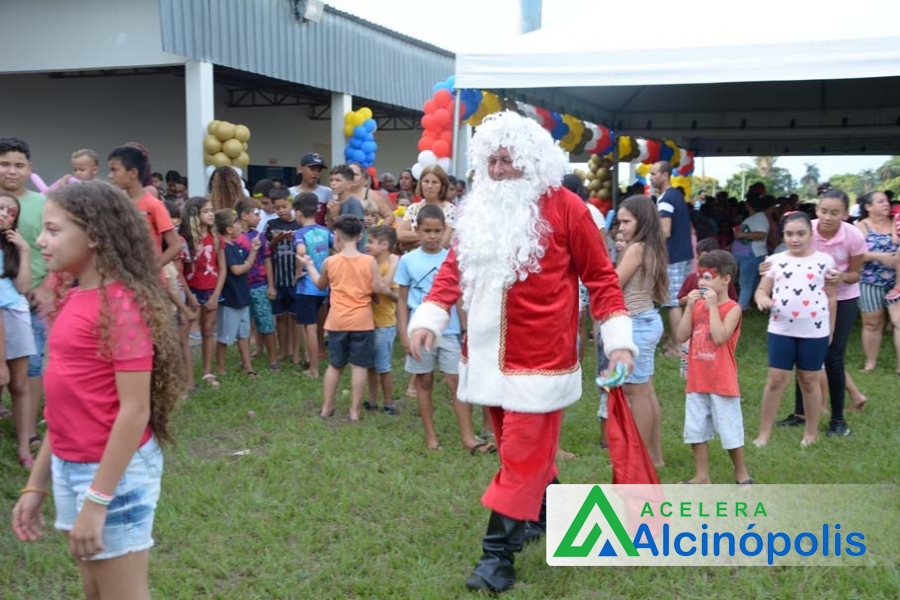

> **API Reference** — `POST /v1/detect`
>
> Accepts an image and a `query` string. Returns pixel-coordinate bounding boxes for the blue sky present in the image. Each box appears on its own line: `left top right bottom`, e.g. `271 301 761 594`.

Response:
327 0 891 183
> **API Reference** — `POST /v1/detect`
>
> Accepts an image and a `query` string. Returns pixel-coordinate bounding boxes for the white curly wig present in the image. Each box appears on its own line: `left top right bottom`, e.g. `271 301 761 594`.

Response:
455 111 568 309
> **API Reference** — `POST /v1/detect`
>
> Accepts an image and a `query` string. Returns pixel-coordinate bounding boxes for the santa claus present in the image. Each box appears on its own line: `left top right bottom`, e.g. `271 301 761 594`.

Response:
408 111 637 593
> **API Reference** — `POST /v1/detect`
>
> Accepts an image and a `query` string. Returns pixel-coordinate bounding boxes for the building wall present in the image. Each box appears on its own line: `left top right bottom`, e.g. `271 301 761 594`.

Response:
0 73 424 186
1 0 183 72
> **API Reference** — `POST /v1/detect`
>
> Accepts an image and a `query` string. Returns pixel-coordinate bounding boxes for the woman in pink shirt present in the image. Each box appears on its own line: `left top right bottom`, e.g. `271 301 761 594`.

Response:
13 181 185 598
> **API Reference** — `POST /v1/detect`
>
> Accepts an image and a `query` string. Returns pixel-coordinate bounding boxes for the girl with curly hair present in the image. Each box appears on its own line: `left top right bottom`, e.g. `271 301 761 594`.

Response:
13 180 186 599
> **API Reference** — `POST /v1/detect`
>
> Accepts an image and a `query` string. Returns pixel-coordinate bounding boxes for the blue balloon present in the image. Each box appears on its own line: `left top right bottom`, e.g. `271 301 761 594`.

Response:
369 142 378 152
433 82 449 94
349 137 363 149
344 147 355 160
364 132 375 142
353 125 367 138
363 119 377 133
446 75 455 90
361 141 376 153
352 149 366 164
365 152 376 164
551 122 569 141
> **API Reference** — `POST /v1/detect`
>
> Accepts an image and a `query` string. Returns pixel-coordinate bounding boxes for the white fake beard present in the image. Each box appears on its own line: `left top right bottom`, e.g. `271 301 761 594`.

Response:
455 177 550 309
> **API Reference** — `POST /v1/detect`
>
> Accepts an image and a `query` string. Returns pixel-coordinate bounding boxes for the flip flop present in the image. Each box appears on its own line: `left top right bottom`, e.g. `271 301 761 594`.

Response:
736 478 756 485
245 370 259 380
468 442 497 456
201 374 220 389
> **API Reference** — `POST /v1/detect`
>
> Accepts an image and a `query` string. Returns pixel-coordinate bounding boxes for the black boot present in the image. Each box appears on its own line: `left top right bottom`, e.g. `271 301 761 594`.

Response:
524 477 559 544
465 511 526 593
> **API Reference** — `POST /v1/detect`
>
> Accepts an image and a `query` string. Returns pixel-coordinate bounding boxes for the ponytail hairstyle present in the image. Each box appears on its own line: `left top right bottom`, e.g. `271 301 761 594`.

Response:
619 195 670 304
45 181 185 443
0 192 22 281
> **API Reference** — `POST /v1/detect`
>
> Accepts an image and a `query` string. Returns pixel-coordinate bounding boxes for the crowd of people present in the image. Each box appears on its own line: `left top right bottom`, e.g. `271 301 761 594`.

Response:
2 109 898 595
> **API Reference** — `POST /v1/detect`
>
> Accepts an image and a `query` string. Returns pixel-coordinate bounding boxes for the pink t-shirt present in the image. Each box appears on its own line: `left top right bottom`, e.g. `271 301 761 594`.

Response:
765 251 835 339
44 281 154 462
812 220 867 301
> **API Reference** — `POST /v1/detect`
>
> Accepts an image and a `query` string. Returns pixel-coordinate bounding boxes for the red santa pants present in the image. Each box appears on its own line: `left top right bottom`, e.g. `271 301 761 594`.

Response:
481 407 563 521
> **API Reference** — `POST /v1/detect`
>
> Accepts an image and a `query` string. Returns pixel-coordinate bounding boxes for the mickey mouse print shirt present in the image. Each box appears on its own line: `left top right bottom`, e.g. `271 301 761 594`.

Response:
764 250 836 338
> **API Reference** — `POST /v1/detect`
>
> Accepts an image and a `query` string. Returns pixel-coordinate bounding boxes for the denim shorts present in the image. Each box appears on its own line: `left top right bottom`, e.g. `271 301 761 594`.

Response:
190 288 215 306
625 309 663 384
294 293 327 325
27 309 47 377
373 325 397 374
217 305 251 345
52 437 163 561
4 309 36 360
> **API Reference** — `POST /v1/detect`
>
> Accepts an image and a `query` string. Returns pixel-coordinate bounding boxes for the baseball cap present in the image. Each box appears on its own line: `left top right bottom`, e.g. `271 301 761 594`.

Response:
300 152 326 168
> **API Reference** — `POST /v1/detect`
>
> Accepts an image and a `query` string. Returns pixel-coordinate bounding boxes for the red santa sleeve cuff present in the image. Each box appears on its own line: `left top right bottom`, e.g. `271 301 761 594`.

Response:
407 301 450 344
600 314 640 358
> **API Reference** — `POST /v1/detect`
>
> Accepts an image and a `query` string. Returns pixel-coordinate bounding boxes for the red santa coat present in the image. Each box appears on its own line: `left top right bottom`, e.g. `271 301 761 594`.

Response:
408 186 637 413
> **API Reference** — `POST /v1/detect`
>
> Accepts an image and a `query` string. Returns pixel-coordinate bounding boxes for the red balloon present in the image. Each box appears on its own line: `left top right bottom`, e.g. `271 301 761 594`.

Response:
433 108 451 127
434 88 453 109
432 139 451 158
446 100 455 118
439 130 454 144
421 114 435 130
418 136 435 152
644 140 661 164
423 99 437 115
534 107 553 130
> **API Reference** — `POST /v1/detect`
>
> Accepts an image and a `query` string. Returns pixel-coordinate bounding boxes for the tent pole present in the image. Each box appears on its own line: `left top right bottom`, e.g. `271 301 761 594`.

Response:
612 143 620 212
452 89 462 176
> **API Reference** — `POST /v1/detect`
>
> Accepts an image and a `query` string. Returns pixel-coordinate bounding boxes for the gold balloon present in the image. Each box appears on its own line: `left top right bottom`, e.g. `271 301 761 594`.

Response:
234 124 251 143
242 142 248 151
211 152 231 167
207 120 221 135
233 152 250 168
203 135 222 155
214 121 236 142
203 152 215 166
598 189 611 200
222 138 243 159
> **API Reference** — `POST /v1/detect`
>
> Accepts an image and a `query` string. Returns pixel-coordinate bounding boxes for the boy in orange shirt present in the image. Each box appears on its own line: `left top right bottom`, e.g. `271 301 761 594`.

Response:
300 215 391 421
676 250 753 485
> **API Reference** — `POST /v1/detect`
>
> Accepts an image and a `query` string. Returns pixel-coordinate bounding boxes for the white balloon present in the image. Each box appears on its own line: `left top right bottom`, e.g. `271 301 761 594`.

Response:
417 150 438 167
634 138 650 164
205 165 216 179
230 166 243 179
437 157 452 172
411 162 424 180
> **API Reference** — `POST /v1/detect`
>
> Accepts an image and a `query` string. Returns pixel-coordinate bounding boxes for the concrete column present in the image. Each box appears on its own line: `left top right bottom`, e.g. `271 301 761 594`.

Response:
184 60 215 196
331 93 352 166
455 124 472 181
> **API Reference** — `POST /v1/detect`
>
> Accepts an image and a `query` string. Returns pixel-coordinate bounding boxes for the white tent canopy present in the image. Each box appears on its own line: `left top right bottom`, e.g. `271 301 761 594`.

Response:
455 0 900 156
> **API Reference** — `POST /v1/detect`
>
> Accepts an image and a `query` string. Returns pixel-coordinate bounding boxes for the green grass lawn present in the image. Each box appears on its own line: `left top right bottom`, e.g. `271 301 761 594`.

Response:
2 311 899 599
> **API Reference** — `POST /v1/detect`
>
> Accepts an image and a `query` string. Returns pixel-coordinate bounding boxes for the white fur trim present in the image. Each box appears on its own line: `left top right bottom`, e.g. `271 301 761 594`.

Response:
407 302 450 346
459 361 583 413
456 281 582 413
600 315 640 358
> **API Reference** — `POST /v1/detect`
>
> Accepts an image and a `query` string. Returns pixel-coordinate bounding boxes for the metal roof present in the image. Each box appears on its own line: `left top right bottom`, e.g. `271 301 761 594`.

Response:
158 0 454 112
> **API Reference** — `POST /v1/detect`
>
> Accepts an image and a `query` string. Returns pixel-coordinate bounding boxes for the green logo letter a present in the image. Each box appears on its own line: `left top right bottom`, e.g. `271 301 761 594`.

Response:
553 485 640 558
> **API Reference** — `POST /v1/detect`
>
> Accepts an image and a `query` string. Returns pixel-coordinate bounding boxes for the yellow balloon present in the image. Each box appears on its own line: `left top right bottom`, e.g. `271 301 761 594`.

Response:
344 112 355 124
358 107 373 121
211 152 231 167
352 112 366 127
214 121 236 142
242 142 248 151
203 135 222 155
636 163 651 176
203 152 215 166
222 138 243 159
233 152 250 168
618 136 633 159
234 124 251 143
343 124 355 138
207 120 221 135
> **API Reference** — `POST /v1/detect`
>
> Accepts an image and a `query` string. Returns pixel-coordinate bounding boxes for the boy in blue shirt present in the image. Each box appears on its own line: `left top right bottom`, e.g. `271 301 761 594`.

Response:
214 209 259 379
293 192 334 377
396 205 494 454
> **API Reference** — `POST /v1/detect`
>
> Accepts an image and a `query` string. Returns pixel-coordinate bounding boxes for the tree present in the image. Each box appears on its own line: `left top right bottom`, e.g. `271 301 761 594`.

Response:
754 156 777 177
724 158 795 199
877 156 900 182
859 169 878 193
799 163 820 200
691 175 720 195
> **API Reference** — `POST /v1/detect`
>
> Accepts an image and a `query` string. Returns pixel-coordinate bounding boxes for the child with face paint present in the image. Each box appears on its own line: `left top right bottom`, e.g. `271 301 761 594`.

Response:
676 250 752 484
